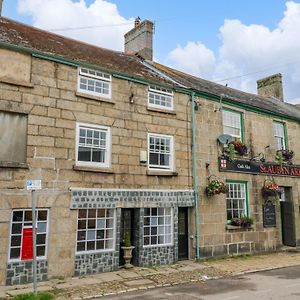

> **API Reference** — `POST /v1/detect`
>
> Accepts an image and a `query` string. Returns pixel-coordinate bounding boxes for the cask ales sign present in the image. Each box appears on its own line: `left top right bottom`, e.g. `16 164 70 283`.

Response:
219 157 300 178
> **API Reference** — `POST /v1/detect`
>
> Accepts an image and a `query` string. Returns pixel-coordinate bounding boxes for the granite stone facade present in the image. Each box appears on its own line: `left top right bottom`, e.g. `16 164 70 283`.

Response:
6 260 47 286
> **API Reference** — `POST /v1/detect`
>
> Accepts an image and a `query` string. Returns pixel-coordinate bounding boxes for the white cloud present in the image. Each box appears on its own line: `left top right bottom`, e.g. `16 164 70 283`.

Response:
167 42 215 79
167 1 300 103
17 0 133 51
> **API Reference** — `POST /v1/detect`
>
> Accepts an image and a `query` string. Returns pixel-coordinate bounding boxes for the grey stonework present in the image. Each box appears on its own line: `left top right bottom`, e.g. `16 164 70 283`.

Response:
74 208 121 276
6 260 47 286
75 252 118 276
71 189 194 209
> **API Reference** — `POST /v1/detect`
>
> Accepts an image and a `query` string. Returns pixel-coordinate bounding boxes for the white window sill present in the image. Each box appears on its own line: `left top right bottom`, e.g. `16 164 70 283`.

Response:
76 91 114 104
0 161 29 169
73 165 114 173
143 243 173 248
146 169 178 176
147 106 176 115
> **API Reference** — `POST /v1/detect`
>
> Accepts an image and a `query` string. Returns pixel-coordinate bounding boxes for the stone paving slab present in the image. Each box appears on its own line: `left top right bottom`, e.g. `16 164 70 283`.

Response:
115 271 140 279
124 279 154 287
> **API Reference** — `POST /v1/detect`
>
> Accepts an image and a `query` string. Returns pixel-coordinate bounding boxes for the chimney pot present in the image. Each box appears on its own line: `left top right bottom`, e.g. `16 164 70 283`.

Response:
257 73 284 101
134 17 141 28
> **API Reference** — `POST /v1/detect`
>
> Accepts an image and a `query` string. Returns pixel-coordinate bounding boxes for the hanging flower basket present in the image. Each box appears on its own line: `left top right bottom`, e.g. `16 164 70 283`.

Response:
205 176 227 197
229 140 248 156
261 179 282 199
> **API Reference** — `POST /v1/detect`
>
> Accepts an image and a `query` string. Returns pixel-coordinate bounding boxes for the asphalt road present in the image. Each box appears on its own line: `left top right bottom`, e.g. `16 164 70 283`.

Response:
101 265 300 300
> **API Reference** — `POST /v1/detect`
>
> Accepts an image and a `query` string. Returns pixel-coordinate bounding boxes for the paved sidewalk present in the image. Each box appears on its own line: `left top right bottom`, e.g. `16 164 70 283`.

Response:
1 250 300 299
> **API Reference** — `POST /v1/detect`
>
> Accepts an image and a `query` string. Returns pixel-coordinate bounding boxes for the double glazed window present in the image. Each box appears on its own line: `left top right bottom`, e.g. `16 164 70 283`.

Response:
148 133 174 170
273 121 286 150
222 109 243 141
226 182 247 220
78 67 111 98
9 209 48 261
143 208 173 247
76 209 115 253
148 86 174 110
76 123 111 168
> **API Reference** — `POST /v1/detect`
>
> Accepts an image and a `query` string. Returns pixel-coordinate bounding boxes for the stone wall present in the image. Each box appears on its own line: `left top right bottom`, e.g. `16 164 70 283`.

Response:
6 260 47 286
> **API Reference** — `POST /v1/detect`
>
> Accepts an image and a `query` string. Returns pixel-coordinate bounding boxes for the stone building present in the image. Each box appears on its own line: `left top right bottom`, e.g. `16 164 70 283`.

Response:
1 14 300 287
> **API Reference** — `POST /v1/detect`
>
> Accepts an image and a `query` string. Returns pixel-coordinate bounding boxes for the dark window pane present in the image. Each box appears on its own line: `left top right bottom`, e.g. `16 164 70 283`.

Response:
36 246 45 257
151 236 157 245
77 231 86 241
12 223 22 234
144 227 150 235
78 209 87 219
38 210 47 221
106 209 114 217
78 220 86 230
77 242 85 252
11 236 21 247
88 219 96 229
10 248 20 259
144 237 150 245
78 146 91 162
25 211 32 222
97 209 105 218
97 230 105 239
92 149 105 163
13 211 23 222
37 234 46 245
149 153 158 165
151 227 157 235
88 209 96 218
87 241 95 251
96 240 104 250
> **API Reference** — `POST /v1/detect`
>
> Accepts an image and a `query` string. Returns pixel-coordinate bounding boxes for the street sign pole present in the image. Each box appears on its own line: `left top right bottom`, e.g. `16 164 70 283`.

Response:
26 180 41 296
32 190 37 296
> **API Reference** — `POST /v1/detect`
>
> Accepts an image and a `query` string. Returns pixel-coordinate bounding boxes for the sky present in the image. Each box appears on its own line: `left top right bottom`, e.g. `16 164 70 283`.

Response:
2 0 300 103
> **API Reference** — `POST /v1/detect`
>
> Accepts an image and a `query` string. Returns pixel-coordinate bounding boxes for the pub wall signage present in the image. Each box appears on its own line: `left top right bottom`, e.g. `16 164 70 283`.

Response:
219 157 300 178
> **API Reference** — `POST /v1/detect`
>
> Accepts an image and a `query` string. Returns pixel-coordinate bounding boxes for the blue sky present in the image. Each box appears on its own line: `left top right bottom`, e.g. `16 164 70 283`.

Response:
2 0 300 102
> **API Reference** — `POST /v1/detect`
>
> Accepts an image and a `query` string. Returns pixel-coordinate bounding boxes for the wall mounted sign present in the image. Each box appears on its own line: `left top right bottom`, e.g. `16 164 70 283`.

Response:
263 202 276 227
219 157 300 178
21 227 33 260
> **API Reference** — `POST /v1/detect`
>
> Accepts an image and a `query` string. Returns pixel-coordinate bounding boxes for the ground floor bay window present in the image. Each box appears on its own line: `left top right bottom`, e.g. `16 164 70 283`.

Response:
143 207 173 246
226 182 248 220
76 209 115 253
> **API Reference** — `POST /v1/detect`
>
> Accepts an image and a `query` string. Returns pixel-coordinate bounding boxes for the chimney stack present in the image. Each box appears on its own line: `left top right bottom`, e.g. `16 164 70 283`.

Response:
257 73 284 101
124 17 154 61
0 0 3 16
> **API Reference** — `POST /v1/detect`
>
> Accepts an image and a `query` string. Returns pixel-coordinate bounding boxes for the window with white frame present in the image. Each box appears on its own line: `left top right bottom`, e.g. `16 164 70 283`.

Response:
76 123 111 168
78 67 111 98
222 109 243 140
148 133 174 170
148 86 174 110
273 121 286 150
143 208 173 246
76 209 115 253
9 209 48 261
226 182 247 220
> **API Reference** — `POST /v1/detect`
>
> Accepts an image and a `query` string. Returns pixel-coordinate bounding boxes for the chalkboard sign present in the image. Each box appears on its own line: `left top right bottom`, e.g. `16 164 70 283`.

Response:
263 202 276 227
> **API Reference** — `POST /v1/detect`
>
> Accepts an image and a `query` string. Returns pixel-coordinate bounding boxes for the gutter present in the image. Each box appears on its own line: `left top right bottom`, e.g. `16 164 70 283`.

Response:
191 91 200 259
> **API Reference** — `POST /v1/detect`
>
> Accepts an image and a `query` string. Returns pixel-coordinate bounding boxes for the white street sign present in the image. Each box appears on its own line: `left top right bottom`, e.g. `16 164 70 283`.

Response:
26 180 42 190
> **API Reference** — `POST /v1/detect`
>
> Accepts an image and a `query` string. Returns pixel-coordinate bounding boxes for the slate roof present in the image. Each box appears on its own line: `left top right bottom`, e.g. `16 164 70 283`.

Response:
0 17 299 121
152 62 300 121
0 17 172 86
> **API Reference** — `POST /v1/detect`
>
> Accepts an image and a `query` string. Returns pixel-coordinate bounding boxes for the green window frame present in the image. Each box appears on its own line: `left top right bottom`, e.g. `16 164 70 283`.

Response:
226 181 249 221
273 121 287 150
222 108 244 142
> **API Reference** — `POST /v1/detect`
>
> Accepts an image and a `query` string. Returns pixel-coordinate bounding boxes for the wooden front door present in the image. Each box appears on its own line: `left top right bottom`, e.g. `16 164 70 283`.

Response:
178 207 188 260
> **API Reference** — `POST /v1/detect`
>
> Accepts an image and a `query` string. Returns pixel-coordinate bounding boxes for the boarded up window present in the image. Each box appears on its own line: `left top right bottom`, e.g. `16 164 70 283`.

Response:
0 111 27 163
0 49 31 85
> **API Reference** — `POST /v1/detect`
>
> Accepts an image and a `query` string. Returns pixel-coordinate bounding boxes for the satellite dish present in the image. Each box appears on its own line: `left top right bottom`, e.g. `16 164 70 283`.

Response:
217 134 233 145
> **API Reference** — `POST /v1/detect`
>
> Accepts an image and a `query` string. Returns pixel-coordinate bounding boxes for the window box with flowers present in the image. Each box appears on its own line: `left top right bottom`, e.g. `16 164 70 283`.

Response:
275 149 294 165
226 216 254 230
261 179 282 202
205 176 228 197
223 140 248 161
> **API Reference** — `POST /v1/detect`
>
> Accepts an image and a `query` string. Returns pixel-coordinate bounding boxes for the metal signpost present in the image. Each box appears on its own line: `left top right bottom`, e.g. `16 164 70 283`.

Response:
26 180 42 295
